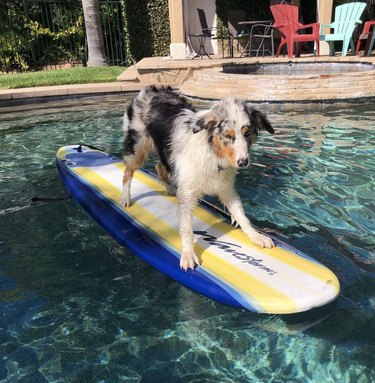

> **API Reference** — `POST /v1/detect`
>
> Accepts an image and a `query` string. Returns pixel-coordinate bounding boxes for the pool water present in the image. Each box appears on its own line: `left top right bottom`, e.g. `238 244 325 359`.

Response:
0 95 374 382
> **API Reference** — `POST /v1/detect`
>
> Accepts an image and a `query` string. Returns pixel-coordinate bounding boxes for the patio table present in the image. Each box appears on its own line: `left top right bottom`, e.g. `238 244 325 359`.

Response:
238 20 274 57
189 33 212 59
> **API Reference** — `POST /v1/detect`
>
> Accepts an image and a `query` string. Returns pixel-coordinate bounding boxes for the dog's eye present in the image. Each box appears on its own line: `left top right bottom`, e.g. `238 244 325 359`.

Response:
242 126 253 139
224 133 234 141
245 130 253 140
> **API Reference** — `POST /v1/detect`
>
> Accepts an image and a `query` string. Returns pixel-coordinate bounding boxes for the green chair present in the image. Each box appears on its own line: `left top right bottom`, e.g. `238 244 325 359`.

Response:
319 2 366 56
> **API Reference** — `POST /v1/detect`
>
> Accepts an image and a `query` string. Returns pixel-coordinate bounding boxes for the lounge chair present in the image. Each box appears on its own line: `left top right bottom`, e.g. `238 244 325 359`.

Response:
319 2 366 56
271 4 320 58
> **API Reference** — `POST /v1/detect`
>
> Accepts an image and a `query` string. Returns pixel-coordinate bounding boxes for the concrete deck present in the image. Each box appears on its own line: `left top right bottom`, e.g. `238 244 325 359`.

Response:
0 53 374 104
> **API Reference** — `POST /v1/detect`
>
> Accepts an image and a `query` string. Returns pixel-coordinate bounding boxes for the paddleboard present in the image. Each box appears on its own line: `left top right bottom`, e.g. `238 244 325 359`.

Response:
56 145 340 314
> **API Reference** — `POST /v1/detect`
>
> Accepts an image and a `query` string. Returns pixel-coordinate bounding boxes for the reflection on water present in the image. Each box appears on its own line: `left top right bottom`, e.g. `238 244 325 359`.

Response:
0 95 374 382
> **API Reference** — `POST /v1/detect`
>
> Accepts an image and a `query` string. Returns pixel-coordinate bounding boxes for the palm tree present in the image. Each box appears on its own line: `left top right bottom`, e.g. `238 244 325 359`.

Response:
81 0 108 66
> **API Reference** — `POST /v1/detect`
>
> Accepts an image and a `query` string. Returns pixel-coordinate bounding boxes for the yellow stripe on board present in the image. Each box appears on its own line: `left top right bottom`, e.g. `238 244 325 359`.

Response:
114 162 173 200
132 166 329 294
194 247 299 313
126 202 299 313
73 166 299 313
193 206 338 286
57 147 70 160
114 164 339 292
116 164 339 292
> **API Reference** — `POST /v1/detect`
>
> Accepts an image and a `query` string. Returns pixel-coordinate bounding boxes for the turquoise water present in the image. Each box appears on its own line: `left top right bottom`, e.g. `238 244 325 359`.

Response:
0 95 374 382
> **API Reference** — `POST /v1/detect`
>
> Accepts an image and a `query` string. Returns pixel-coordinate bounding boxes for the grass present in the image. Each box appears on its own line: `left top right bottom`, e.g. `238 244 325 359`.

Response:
0 66 125 89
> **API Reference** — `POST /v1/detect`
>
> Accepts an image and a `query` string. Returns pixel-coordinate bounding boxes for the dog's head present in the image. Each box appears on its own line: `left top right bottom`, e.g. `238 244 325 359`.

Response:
193 97 274 169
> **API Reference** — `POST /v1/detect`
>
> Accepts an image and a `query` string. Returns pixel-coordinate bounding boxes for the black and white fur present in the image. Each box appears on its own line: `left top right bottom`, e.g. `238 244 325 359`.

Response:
121 86 275 271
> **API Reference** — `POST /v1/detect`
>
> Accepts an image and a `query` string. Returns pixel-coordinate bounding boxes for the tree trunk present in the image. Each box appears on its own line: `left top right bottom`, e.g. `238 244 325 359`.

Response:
81 0 108 67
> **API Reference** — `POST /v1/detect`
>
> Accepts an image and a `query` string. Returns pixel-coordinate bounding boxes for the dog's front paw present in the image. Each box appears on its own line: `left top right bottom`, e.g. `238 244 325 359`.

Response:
121 192 131 208
251 232 275 249
180 250 200 271
165 183 176 196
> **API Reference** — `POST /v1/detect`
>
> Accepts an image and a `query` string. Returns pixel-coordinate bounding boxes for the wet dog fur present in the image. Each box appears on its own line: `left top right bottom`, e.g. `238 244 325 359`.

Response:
121 85 275 271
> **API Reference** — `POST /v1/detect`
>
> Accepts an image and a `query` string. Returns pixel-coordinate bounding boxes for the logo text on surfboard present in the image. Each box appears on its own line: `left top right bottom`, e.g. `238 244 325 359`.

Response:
195 230 277 276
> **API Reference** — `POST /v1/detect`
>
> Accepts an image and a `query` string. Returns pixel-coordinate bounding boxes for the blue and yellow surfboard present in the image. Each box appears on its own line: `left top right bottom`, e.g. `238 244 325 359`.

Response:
56 145 340 314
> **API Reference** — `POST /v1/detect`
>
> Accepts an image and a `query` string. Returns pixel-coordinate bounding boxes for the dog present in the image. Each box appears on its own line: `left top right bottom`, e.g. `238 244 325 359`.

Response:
121 85 275 271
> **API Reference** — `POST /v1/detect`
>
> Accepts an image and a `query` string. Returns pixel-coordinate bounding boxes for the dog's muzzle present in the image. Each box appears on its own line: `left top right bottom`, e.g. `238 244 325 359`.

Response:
237 158 249 168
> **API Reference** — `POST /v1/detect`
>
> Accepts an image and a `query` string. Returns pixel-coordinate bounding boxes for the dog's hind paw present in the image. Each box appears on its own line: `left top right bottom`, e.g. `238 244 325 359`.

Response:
180 250 200 271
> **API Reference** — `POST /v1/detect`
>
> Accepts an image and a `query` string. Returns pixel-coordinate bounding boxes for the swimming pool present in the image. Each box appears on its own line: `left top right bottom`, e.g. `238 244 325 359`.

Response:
0 95 374 382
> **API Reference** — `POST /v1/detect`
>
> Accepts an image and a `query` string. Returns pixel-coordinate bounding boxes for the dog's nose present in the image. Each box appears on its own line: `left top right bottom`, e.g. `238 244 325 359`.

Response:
237 158 249 168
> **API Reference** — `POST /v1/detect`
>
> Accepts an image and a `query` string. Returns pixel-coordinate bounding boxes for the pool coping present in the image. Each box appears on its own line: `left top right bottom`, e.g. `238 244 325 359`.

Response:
0 82 145 105
1 54 375 105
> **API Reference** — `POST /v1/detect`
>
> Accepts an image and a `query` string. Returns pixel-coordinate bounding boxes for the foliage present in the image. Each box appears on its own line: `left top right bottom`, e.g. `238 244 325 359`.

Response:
147 0 171 58
0 2 30 72
26 16 86 67
0 0 85 73
26 0 85 68
0 0 170 72
0 66 124 89
122 0 170 63
122 0 152 62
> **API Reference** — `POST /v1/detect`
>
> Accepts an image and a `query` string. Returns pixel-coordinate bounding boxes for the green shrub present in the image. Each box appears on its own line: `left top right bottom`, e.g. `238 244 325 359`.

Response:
0 2 30 72
122 0 170 63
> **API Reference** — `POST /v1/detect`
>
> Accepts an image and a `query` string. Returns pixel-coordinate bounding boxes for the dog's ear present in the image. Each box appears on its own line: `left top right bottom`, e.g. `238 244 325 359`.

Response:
193 110 220 134
247 106 275 135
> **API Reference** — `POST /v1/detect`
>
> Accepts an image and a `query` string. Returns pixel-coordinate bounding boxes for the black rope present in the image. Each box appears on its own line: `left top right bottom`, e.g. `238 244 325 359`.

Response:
31 196 71 204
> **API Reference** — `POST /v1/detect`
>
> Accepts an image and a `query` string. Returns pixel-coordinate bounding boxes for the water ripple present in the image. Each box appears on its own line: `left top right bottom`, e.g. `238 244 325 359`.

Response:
0 97 374 382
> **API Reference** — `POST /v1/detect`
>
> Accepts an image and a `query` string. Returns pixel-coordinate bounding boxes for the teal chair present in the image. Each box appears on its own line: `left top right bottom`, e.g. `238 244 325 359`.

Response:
319 2 366 56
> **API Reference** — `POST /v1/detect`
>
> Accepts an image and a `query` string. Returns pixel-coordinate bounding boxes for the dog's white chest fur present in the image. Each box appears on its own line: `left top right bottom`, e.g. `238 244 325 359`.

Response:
171 130 234 197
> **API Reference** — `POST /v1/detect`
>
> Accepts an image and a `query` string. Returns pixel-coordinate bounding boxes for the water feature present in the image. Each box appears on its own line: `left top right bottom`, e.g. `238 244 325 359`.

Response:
0 95 374 382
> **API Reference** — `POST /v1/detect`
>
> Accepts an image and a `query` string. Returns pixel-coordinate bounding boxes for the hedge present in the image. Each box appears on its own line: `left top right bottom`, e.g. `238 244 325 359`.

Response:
123 0 170 62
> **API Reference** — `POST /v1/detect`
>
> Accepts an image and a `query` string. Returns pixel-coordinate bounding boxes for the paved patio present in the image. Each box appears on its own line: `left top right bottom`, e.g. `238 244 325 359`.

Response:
0 53 375 104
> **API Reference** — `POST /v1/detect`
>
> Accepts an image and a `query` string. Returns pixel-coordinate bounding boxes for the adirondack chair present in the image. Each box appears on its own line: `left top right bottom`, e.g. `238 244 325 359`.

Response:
319 2 366 56
271 4 320 58
355 20 375 56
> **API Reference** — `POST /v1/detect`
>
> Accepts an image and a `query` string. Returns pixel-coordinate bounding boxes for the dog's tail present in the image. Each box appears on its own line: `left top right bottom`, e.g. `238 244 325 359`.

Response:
122 100 132 135
122 85 177 135
122 88 145 135
122 86 153 135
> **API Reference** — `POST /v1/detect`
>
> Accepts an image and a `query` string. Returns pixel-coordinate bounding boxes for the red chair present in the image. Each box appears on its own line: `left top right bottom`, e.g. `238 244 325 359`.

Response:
355 21 375 56
271 4 320 58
